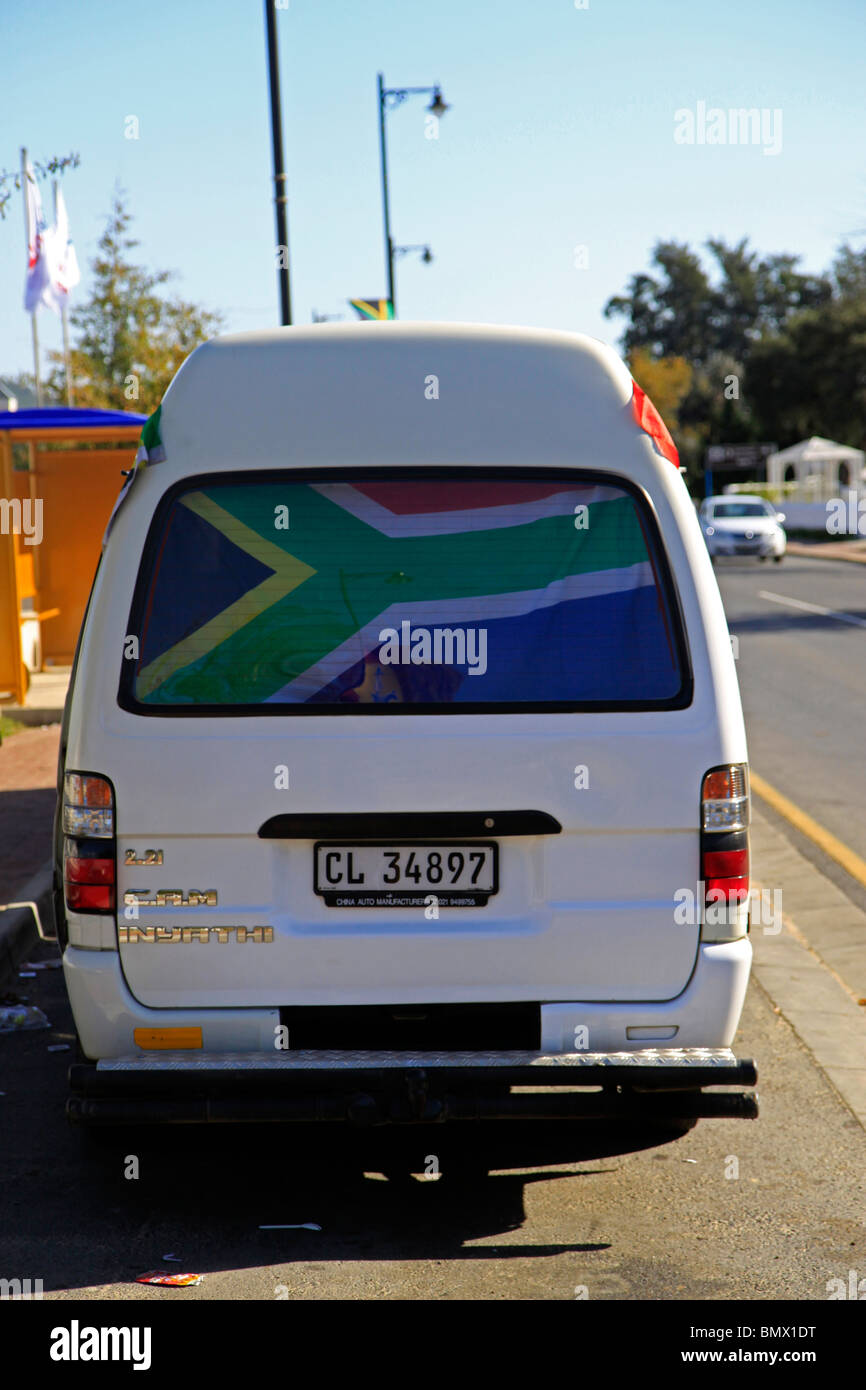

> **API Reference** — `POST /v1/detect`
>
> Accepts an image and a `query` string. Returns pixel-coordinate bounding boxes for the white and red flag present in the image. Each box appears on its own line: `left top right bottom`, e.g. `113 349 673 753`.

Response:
48 185 81 307
24 170 80 315
23 162 51 313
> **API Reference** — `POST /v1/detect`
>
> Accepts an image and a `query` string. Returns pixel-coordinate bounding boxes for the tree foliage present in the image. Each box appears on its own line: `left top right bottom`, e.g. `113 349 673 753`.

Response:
628 347 692 428
46 190 223 413
605 237 866 476
605 238 832 368
749 294 866 445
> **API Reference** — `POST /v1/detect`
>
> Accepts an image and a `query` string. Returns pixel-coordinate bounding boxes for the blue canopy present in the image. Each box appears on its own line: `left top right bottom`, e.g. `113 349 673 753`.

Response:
0 407 147 430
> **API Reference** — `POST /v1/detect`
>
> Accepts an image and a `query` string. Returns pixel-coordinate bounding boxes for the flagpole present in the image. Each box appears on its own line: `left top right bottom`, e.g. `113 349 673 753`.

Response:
21 148 42 406
53 179 74 406
60 307 73 407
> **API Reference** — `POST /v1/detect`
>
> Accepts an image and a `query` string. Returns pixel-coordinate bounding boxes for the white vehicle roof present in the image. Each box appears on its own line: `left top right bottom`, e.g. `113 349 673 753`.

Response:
144 322 657 479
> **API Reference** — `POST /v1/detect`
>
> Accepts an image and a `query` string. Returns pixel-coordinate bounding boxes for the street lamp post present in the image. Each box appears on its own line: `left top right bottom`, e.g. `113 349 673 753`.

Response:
394 244 433 265
376 74 395 314
377 74 448 319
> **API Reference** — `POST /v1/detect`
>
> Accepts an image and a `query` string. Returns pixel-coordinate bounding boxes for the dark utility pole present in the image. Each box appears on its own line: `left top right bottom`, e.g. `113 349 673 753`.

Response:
265 0 292 325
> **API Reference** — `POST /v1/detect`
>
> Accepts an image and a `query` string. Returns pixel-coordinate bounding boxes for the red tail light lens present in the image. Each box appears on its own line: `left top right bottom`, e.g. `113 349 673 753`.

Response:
703 846 750 904
63 774 116 914
65 881 114 911
64 854 115 885
700 764 750 940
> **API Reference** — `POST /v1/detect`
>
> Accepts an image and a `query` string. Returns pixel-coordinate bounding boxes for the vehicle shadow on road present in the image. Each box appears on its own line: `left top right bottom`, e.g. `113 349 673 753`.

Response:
728 610 866 635
21 1119 699 1291
0 923 702 1294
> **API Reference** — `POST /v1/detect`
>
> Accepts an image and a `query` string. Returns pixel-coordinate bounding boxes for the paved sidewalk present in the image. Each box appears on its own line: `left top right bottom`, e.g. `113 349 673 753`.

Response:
3 668 70 726
751 802 866 1130
0 725 60 903
787 538 866 563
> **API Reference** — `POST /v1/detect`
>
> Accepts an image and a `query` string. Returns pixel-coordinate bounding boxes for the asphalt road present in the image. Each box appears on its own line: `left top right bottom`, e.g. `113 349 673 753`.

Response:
1 932 864 1302
715 553 866 862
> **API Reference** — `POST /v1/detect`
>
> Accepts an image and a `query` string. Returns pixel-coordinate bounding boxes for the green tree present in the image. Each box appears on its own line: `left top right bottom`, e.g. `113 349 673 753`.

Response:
831 243 866 300
605 238 831 367
46 189 223 413
749 295 866 448
604 236 850 490
605 242 714 363
675 352 755 483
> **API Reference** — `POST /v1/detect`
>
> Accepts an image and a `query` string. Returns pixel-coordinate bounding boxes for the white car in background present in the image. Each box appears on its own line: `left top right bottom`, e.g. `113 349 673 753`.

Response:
699 495 787 563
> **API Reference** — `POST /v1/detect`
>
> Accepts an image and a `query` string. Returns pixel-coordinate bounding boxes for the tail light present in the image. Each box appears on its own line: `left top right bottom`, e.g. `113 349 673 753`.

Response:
700 764 749 941
63 774 115 913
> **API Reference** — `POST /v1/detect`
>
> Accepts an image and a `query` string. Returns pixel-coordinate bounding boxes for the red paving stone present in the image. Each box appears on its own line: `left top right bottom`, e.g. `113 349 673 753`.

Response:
0 726 61 902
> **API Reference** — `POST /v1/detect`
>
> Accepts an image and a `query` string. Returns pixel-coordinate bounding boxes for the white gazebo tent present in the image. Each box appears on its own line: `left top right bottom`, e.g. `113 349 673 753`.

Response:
766 436 865 502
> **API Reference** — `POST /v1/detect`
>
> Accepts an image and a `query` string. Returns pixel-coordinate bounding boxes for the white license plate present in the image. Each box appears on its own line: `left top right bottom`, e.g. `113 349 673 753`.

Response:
314 842 498 907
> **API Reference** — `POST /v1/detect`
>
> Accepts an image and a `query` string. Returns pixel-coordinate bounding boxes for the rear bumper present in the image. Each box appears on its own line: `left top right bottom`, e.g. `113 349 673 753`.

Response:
67 1047 758 1126
63 938 753 1059
708 534 784 558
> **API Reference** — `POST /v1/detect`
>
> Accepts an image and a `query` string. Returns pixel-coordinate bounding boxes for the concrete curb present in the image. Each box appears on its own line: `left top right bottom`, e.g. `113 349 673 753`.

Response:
0 862 56 991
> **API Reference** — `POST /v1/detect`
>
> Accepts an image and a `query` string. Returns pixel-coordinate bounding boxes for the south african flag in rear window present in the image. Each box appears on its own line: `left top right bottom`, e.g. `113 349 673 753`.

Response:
127 475 685 708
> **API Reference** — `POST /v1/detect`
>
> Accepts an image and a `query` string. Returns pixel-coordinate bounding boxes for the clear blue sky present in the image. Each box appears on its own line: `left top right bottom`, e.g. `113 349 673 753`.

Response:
1 0 863 379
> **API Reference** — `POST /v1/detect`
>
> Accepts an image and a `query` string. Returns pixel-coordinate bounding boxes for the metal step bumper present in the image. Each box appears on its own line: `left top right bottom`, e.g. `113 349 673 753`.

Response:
67 1047 759 1126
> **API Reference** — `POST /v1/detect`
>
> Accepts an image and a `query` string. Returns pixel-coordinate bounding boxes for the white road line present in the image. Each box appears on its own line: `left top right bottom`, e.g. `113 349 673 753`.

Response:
758 589 866 630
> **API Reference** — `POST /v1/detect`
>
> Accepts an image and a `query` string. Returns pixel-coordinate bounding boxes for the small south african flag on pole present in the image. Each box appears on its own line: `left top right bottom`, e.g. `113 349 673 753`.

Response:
348 298 394 321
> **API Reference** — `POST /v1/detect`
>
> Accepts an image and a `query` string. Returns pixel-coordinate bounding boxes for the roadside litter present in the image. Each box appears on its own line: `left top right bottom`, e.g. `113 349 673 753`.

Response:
259 1223 322 1231
0 1004 50 1033
136 1272 203 1287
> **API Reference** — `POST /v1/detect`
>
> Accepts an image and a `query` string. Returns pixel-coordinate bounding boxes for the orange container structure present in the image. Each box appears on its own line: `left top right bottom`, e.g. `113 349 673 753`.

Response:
0 408 145 704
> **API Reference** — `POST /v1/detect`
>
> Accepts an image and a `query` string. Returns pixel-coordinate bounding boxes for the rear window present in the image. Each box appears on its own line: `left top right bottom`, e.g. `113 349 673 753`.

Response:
120 472 690 713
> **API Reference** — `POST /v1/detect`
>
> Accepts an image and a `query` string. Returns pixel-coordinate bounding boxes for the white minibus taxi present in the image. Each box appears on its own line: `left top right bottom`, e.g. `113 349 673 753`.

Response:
55 323 757 1129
